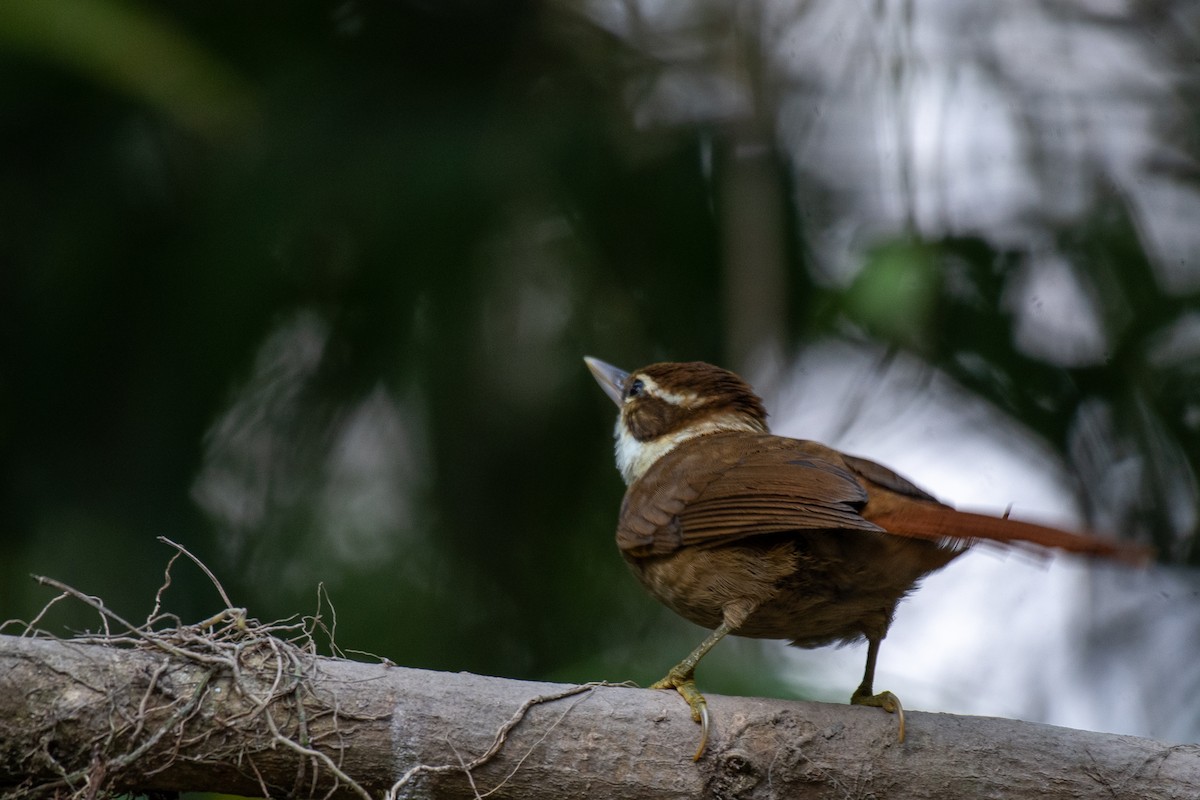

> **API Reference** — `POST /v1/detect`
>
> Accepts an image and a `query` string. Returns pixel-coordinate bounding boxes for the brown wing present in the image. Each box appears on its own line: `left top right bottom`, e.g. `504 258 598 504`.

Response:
617 431 884 558
840 453 939 503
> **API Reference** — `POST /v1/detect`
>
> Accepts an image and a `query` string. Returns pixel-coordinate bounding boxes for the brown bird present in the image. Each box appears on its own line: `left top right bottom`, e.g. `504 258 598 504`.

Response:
585 356 1146 759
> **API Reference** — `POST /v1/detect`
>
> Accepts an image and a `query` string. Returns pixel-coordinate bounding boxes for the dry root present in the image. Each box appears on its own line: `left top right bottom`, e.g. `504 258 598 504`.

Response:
1 537 377 800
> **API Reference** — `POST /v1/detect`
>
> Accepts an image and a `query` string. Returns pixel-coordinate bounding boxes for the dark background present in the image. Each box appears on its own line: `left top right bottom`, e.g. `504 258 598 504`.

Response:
2 0 1198 742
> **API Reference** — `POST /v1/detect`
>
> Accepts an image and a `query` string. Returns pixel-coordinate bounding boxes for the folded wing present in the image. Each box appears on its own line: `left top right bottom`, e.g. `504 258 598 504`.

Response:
618 431 1149 564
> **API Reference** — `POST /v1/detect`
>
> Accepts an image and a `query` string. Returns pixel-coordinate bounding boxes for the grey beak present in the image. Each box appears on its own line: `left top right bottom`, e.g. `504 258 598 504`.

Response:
584 356 628 407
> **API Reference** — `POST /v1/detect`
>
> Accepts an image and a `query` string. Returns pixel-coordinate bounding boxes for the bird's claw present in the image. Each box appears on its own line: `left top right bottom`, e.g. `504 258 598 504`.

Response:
650 668 711 760
851 689 905 742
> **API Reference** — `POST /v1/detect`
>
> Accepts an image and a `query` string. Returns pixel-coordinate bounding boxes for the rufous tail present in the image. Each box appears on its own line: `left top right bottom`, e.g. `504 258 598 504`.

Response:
868 506 1152 564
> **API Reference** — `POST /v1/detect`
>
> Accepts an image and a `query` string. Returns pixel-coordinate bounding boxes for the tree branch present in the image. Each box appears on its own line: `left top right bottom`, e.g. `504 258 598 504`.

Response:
0 634 1195 799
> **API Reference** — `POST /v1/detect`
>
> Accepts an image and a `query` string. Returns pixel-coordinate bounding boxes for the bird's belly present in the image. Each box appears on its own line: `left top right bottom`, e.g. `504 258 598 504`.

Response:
627 542 795 632
625 532 958 648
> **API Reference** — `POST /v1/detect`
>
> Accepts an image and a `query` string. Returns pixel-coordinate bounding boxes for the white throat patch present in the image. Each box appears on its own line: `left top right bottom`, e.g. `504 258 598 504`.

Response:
614 414 761 485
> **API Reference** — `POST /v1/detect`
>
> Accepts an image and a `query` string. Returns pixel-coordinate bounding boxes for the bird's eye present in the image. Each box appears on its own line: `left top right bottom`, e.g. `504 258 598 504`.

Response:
625 378 644 399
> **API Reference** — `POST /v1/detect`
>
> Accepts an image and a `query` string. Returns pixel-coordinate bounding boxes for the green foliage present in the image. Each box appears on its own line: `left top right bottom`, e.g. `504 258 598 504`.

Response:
0 0 254 138
843 239 942 349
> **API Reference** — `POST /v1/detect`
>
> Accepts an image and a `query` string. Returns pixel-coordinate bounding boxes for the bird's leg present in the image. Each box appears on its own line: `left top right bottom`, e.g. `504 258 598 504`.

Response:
649 620 734 761
849 636 905 742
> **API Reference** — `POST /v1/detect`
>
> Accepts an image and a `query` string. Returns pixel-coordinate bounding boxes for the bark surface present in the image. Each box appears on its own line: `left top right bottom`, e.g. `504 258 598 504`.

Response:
0 634 1196 799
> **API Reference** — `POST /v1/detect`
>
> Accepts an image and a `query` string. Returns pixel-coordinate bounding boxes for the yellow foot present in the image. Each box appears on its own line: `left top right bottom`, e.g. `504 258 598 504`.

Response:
850 689 905 742
650 668 711 760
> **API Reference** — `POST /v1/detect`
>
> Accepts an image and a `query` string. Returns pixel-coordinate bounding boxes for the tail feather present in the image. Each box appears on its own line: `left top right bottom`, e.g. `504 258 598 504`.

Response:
868 506 1152 565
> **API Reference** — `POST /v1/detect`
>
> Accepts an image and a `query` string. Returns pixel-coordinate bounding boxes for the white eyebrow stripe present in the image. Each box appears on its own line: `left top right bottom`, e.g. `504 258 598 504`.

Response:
634 375 700 408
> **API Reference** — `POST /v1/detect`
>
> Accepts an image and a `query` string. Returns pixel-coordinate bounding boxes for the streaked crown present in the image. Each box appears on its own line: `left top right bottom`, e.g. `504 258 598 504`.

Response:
619 361 767 441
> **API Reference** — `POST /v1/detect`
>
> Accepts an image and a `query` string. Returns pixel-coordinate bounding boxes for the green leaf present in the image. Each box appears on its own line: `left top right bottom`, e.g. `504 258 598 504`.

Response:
0 0 256 139
843 239 941 348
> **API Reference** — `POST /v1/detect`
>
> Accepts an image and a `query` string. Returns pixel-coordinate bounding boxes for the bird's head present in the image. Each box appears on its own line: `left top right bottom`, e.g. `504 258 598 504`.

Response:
584 356 768 485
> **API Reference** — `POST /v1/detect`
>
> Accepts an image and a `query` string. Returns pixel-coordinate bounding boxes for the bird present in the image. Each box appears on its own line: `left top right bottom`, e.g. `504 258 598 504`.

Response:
584 356 1147 759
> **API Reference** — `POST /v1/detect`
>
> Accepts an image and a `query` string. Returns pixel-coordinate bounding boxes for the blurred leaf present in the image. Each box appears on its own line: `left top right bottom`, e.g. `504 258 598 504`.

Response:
843 239 942 349
0 0 255 139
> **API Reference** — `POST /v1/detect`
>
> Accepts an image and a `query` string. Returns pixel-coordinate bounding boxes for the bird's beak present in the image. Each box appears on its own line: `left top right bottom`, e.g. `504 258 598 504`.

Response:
584 356 628 407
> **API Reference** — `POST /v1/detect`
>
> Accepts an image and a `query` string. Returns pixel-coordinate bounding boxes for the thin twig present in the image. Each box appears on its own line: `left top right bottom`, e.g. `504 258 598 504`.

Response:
386 682 610 799
147 551 182 626
3 590 70 637
32 576 222 665
155 536 236 610
478 687 598 797
130 658 172 742
261 704 372 800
